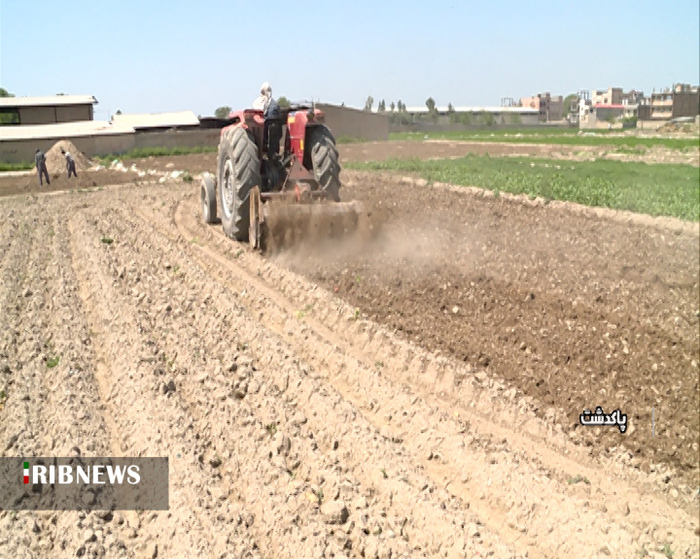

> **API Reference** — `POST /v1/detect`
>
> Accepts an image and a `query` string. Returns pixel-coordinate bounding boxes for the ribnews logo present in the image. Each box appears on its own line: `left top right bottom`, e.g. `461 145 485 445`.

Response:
2 457 168 511
22 460 141 486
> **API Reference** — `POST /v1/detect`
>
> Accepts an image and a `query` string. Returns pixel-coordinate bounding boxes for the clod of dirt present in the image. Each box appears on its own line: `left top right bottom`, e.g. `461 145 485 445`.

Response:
320 500 349 525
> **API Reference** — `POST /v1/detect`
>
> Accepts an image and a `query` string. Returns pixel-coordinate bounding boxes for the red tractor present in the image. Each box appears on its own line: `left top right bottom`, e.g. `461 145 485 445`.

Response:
200 104 363 250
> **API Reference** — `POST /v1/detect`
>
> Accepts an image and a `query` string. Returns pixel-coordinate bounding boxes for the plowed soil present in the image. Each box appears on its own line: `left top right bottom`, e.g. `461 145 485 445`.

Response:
0 149 698 558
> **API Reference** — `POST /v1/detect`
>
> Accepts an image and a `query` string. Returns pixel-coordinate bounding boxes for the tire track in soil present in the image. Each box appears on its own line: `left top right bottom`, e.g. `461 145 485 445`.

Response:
68 208 266 558
128 188 698 558
111 194 523 557
0 200 124 558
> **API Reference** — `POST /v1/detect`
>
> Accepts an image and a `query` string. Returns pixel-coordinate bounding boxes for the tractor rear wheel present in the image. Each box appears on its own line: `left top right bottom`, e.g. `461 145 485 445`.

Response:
309 126 341 202
218 126 261 241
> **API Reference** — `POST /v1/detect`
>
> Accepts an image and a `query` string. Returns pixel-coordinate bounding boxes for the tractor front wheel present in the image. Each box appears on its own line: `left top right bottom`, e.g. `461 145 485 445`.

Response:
200 172 217 224
218 126 261 241
309 126 341 202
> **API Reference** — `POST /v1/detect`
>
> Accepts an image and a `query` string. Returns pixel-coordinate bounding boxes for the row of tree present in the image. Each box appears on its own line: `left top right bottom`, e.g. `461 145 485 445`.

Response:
363 96 412 113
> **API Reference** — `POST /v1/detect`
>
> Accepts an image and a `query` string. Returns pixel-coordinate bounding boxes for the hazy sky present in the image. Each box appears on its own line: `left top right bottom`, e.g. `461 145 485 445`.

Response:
1 0 698 119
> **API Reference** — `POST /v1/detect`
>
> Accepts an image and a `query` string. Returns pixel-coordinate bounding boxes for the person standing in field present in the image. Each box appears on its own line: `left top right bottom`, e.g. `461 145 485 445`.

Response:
61 148 78 178
35 148 50 186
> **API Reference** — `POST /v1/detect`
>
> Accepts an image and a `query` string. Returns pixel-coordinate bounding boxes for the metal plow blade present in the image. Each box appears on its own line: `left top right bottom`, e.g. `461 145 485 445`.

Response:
249 187 370 252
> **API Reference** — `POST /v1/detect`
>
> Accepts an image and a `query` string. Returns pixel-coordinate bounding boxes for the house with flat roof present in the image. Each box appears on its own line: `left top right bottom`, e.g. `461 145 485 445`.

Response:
0 95 97 125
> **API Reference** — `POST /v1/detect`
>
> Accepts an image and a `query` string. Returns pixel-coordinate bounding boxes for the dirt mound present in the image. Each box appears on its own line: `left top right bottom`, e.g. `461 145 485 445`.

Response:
47 140 92 171
657 121 699 134
32 140 92 174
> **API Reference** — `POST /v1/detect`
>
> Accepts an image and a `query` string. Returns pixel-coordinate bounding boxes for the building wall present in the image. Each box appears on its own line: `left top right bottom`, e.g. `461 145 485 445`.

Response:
18 106 57 125
133 129 221 150
636 120 667 130
55 105 93 123
16 104 94 125
595 107 625 122
592 88 623 106
316 104 389 141
520 96 540 110
671 90 700 118
0 128 223 164
519 93 562 121
390 116 544 133
650 92 673 120
547 96 564 121
0 134 135 164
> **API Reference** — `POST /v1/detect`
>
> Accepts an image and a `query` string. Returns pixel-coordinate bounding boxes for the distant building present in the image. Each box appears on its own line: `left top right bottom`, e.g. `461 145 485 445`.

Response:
0 95 97 125
519 92 563 122
591 87 623 106
402 105 540 125
568 90 590 125
621 89 645 105
649 83 699 120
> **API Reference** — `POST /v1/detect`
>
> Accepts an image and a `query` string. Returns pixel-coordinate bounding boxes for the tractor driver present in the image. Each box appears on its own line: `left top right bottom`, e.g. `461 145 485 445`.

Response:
253 82 281 120
254 82 282 159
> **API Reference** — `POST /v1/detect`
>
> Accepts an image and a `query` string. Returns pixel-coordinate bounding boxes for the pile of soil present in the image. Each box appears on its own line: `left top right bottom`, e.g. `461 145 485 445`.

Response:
657 121 698 134
10 140 132 194
36 139 93 174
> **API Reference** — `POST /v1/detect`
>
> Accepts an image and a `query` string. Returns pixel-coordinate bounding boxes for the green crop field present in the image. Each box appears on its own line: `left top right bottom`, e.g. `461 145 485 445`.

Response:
0 161 34 172
347 155 700 221
389 129 700 151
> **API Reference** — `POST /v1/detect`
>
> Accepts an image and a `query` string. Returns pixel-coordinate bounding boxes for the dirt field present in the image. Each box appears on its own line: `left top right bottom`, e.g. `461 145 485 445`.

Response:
0 144 698 558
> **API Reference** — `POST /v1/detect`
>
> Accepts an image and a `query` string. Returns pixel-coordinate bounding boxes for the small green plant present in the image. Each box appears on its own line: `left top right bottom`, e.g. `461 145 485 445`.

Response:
567 474 590 485
296 304 314 319
380 468 388 479
233 249 244 259
100 236 114 245
661 543 674 558
375 361 384 368
265 423 277 436
312 487 324 503
182 171 193 183
190 237 200 245
355 275 362 284
353 308 361 320
46 356 60 369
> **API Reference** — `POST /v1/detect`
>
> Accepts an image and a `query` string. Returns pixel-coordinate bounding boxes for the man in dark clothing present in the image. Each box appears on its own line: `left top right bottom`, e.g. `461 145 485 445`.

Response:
264 96 282 159
264 96 280 121
61 148 78 178
35 149 50 186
